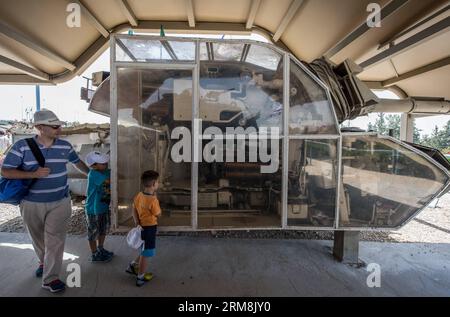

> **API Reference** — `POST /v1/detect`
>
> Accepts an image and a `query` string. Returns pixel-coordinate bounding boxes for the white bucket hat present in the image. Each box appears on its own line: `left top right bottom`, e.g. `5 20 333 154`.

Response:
33 109 65 126
85 151 109 167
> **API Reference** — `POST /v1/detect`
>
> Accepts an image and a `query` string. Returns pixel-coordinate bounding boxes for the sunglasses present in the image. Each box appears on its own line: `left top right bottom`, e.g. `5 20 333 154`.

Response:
44 125 62 129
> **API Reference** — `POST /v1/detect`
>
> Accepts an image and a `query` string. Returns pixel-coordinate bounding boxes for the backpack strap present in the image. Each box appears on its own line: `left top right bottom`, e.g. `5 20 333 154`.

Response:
25 138 45 167
24 138 46 190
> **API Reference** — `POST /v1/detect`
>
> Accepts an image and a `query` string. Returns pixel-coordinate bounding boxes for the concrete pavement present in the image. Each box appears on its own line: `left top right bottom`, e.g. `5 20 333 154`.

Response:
0 232 449 296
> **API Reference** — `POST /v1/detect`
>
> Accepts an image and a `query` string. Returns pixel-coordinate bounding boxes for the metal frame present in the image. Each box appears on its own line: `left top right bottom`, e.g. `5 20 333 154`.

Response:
191 39 200 230
115 33 286 55
281 52 289 229
110 36 118 230
111 34 198 231
109 34 448 233
283 55 342 231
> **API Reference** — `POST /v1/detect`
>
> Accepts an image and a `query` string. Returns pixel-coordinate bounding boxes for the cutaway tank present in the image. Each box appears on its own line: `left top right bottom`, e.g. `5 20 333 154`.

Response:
89 35 450 231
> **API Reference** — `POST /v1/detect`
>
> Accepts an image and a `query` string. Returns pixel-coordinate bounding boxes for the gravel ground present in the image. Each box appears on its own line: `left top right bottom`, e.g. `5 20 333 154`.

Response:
1 193 449 243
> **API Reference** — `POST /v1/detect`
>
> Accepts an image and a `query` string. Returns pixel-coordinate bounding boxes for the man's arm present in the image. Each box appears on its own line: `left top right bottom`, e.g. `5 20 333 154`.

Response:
67 143 89 176
73 161 89 176
1 167 50 179
0 140 51 179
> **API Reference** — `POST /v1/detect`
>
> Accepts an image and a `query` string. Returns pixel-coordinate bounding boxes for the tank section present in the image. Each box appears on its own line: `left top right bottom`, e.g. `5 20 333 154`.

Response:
89 35 450 230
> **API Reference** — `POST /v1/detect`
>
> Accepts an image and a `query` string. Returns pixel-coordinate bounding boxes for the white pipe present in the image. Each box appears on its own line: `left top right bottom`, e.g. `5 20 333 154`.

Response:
372 98 450 114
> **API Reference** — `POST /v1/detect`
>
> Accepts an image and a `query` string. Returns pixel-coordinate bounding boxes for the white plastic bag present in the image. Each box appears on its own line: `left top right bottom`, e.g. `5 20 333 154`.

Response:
126 226 143 249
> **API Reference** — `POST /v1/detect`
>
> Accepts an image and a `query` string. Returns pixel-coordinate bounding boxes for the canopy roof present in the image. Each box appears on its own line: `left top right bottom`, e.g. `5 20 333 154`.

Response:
0 0 449 100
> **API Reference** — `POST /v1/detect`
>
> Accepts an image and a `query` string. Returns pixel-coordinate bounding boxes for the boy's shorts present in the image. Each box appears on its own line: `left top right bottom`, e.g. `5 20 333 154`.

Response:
141 225 157 257
86 212 110 241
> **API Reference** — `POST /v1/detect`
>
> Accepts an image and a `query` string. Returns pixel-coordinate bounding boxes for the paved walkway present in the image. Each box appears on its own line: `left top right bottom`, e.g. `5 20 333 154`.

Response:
0 232 449 296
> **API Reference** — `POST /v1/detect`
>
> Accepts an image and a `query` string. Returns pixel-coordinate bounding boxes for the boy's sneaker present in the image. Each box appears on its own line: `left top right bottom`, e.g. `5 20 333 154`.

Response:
143 272 153 281
35 264 44 278
136 274 153 287
42 279 66 293
90 250 112 263
98 247 114 257
126 262 138 275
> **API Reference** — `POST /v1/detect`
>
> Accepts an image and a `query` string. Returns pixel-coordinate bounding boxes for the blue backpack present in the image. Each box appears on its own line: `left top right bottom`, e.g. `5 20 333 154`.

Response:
0 138 45 205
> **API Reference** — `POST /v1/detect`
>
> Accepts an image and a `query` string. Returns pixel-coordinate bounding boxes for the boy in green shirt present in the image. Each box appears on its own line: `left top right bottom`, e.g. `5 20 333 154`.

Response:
85 151 113 262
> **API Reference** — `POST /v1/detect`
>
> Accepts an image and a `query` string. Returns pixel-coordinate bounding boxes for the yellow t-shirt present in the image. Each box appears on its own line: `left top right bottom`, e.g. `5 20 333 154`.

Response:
133 192 162 226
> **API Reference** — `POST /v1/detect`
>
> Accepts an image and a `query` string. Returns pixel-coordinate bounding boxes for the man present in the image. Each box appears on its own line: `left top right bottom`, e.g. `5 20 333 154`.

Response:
1 109 89 293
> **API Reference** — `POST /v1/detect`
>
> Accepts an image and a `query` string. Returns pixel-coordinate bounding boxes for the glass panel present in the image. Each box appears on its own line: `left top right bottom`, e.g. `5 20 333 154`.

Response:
117 68 193 227
289 60 338 135
168 40 196 60
339 135 450 228
196 136 283 229
200 42 245 61
196 48 284 228
199 57 283 131
246 44 281 71
287 139 338 227
115 38 195 62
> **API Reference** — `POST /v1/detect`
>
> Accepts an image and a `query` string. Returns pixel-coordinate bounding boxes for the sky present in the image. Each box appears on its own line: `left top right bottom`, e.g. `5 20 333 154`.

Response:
0 33 448 136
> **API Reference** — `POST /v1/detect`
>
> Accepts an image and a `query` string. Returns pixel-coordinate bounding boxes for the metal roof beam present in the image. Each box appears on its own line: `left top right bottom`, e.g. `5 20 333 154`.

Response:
186 0 196 28
75 0 109 37
0 21 76 71
273 0 304 42
324 0 409 59
379 3 450 49
246 0 261 29
360 16 450 69
116 0 138 27
0 74 54 85
0 55 50 81
363 81 384 90
382 56 450 87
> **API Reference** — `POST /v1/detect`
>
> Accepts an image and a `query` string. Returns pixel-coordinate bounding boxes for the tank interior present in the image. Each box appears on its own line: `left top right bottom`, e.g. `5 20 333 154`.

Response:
101 35 450 231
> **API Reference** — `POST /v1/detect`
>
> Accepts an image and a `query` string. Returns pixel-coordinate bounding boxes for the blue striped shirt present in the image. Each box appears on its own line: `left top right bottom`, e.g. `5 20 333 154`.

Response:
2 135 80 202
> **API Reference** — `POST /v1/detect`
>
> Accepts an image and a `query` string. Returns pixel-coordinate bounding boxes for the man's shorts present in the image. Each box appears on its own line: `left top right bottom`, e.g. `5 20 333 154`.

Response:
86 212 110 241
141 225 157 257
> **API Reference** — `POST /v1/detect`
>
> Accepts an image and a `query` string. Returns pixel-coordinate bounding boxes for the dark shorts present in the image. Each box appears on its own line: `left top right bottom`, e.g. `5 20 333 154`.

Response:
141 225 157 257
86 212 110 241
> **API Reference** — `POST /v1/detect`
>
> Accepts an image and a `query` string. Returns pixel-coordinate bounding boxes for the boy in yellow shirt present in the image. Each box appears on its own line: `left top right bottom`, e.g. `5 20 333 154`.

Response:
126 170 161 287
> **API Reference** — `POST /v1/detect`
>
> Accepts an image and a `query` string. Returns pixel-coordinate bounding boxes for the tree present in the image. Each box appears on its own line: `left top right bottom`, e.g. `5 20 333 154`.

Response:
375 113 387 135
441 120 450 149
419 122 450 150
385 114 400 139
371 113 401 138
